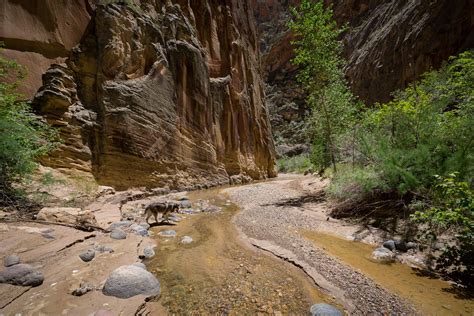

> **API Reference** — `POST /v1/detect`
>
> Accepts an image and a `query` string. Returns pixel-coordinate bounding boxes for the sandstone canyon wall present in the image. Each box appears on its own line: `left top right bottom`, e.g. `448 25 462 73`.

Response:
2 1 276 189
252 0 474 152
0 0 94 98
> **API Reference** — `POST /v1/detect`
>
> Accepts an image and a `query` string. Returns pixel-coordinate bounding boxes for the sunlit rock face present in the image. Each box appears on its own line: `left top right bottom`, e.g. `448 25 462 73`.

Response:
30 1 276 189
252 0 474 147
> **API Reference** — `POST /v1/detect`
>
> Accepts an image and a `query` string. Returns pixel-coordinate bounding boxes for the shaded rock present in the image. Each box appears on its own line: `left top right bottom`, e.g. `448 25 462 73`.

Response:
129 223 148 237
79 249 95 262
4 255 20 267
383 240 396 251
37 207 97 226
71 283 94 296
108 221 132 231
110 229 127 240
372 247 395 263
0 264 44 287
406 242 418 250
181 236 193 244
179 200 192 209
142 246 156 259
158 230 177 238
102 265 160 299
310 303 343 316
394 240 408 252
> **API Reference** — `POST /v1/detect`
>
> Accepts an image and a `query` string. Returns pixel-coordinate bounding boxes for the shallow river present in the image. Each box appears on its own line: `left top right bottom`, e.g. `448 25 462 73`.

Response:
147 188 338 314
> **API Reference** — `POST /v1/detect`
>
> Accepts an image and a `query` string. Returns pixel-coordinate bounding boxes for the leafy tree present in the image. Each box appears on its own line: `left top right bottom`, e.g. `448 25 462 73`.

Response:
289 0 356 174
0 49 58 205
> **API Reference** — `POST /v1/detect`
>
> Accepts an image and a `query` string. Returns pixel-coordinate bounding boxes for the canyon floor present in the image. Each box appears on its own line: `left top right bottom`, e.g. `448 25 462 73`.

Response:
1 174 473 315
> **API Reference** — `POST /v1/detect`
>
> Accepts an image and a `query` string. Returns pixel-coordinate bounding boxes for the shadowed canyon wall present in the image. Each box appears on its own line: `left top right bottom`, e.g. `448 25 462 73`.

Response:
2 1 276 189
252 0 474 152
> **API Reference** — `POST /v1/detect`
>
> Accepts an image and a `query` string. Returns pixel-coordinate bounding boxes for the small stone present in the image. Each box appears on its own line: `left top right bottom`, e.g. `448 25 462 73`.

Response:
372 247 395 263
310 303 343 316
406 242 418 250
158 230 177 238
138 222 150 230
4 255 20 267
394 240 408 252
110 229 127 240
180 200 192 208
382 240 396 251
181 236 193 244
129 224 148 237
142 246 156 259
71 283 94 296
0 263 44 287
79 249 95 262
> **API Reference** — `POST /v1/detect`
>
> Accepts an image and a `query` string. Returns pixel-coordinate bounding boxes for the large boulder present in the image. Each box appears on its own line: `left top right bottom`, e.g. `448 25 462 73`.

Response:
102 265 160 299
0 264 44 287
37 207 97 226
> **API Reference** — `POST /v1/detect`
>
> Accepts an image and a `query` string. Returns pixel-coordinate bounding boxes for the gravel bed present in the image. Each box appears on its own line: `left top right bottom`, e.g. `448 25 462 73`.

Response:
226 176 418 315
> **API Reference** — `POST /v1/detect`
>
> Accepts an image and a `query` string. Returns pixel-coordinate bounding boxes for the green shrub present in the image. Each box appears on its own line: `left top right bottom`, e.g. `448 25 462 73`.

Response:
0 48 58 204
277 155 313 173
411 173 474 288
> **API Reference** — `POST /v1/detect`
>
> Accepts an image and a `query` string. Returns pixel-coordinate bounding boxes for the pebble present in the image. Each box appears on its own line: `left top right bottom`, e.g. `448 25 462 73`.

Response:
142 245 156 259
181 236 193 244
79 249 95 262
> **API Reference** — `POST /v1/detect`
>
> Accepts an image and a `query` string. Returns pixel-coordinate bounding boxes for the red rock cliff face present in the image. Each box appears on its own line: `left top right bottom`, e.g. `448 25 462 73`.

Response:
252 0 474 150
0 0 94 98
26 1 276 189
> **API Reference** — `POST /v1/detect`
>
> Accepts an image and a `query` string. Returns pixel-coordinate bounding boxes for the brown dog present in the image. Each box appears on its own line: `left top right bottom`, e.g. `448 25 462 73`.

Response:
144 201 180 224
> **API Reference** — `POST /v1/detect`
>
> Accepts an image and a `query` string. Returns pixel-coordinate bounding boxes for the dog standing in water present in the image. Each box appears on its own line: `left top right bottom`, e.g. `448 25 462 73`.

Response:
144 201 180 224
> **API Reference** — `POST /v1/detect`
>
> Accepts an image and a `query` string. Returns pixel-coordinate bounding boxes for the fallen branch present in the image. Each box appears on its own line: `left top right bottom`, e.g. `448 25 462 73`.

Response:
0 218 109 233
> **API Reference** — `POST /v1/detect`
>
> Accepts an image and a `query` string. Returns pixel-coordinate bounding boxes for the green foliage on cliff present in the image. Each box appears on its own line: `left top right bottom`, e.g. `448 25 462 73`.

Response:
289 0 357 174
0 50 58 204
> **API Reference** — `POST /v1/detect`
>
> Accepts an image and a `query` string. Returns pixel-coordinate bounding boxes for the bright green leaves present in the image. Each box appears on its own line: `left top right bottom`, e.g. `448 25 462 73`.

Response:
0 47 58 197
289 0 356 173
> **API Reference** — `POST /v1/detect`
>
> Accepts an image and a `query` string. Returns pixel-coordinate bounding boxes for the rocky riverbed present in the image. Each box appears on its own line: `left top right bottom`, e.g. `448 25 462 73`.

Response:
1 174 472 315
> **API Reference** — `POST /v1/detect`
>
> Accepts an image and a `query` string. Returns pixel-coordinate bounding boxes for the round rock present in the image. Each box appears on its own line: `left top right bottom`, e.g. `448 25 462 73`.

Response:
179 200 192 208
143 246 155 259
110 229 127 240
4 255 20 267
102 265 160 298
372 247 395 263
310 303 343 316
107 221 132 231
181 236 193 244
0 263 44 287
79 249 95 262
382 240 396 251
